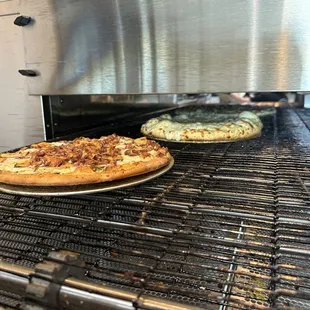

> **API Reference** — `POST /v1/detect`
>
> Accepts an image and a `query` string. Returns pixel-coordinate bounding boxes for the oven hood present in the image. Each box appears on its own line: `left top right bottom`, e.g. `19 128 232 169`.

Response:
20 0 310 95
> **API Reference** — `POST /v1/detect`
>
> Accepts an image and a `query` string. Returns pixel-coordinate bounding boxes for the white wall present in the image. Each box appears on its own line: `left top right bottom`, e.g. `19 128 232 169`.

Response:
0 0 43 152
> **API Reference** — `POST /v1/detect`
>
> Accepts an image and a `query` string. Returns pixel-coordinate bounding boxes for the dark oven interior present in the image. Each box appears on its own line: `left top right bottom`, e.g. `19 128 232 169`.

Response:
1 107 310 310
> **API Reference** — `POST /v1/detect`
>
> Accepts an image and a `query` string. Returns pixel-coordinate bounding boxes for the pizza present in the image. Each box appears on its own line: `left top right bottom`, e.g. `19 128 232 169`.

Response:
141 107 263 142
0 135 171 186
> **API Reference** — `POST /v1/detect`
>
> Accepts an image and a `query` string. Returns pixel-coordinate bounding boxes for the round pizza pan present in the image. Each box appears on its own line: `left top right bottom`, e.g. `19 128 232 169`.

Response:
144 133 261 144
0 158 174 197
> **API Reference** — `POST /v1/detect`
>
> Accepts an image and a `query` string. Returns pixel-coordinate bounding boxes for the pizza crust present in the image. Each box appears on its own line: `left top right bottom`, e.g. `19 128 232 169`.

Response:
0 157 170 186
141 110 263 142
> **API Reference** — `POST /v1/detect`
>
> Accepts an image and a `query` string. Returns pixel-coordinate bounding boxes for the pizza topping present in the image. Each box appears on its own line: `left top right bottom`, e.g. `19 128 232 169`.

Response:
37 150 46 157
14 161 31 167
91 165 107 172
46 157 64 167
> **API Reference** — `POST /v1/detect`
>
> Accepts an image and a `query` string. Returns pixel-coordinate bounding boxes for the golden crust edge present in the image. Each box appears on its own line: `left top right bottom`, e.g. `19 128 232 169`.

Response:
179 130 261 141
0 156 171 186
142 128 262 142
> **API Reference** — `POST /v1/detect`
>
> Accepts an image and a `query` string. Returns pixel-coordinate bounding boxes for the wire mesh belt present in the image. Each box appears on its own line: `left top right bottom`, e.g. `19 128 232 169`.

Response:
1 109 310 310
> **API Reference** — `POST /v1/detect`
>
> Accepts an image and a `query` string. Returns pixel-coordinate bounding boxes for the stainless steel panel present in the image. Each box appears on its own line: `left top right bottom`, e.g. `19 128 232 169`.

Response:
0 2 43 152
21 0 310 94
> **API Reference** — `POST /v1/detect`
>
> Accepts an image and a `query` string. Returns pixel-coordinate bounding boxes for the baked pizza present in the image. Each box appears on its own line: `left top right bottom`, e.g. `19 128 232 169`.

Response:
141 108 263 142
0 135 171 186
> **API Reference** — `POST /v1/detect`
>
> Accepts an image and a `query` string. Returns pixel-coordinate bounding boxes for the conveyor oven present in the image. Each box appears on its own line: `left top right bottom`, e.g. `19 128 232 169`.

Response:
2 1 310 309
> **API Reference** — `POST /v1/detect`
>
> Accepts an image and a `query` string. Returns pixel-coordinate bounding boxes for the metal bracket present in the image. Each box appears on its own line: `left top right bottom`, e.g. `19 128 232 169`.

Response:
24 251 86 310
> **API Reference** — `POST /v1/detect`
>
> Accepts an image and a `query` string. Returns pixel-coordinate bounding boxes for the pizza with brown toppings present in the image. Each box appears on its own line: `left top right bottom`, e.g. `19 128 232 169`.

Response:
0 135 172 186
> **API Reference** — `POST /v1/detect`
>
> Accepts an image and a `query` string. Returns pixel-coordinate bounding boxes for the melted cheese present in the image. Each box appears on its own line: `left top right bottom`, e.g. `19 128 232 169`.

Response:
1 164 76 174
51 142 66 146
